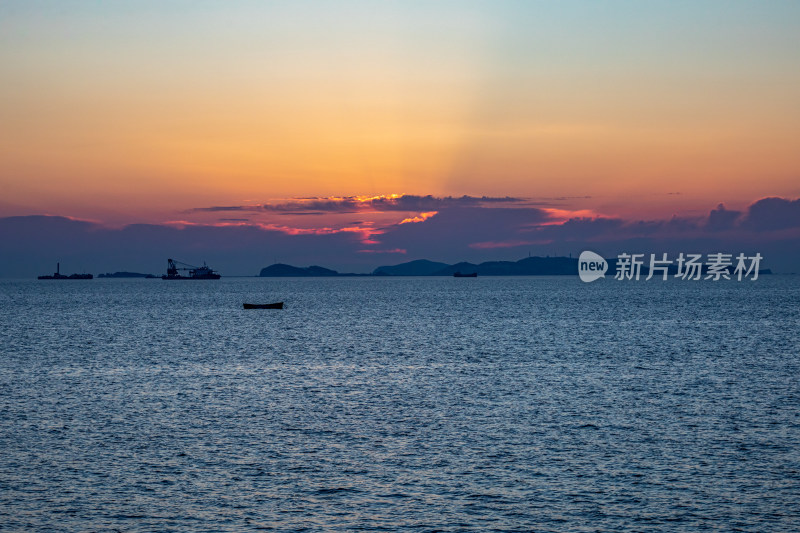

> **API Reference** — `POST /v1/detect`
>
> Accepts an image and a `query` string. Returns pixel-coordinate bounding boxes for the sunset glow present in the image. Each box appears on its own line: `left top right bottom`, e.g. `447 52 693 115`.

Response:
1 1 799 274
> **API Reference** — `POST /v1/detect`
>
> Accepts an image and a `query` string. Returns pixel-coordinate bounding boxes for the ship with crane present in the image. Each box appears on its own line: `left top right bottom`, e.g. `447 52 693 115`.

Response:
162 258 221 280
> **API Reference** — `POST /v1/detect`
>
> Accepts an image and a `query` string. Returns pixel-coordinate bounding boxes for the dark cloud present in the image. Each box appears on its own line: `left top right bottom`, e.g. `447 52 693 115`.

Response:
664 215 705 232
706 204 743 231
188 205 252 212
376 206 553 258
365 195 523 212
263 200 358 213
554 217 626 240
188 195 527 215
3 196 800 277
545 196 593 201
0 216 376 277
742 197 800 231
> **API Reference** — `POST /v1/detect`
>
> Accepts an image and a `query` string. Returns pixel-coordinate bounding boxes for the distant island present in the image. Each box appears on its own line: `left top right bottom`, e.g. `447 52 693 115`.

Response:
260 264 339 277
260 256 579 277
98 271 158 278
373 256 578 276
259 256 772 277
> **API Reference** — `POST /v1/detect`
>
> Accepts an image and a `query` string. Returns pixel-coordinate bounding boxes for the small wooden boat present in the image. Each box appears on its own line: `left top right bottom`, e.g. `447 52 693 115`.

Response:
453 271 477 277
243 302 284 309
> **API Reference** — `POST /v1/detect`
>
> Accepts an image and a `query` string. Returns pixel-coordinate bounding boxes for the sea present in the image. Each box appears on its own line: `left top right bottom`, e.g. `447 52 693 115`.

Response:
1 276 798 532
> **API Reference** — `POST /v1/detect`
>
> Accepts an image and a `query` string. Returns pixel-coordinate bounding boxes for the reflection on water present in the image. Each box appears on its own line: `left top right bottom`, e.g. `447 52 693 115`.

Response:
1 277 798 531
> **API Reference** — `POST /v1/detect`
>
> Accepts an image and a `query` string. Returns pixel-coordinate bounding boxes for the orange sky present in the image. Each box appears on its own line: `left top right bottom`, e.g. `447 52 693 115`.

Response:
1 2 799 226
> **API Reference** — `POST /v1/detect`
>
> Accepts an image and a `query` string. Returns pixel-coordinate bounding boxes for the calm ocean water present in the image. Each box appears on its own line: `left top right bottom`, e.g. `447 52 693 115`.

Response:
1 276 798 532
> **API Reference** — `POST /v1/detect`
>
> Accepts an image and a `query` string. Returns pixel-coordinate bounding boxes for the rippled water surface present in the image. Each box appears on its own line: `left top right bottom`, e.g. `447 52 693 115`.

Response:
1 276 799 531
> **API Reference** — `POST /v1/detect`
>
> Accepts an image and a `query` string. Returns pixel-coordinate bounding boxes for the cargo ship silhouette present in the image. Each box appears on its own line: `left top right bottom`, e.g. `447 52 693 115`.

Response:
162 258 221 280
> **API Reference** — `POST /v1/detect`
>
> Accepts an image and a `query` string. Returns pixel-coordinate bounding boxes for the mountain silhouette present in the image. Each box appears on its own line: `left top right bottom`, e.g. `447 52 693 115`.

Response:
259 264 339 277
259 256 582 276
372 259 450 276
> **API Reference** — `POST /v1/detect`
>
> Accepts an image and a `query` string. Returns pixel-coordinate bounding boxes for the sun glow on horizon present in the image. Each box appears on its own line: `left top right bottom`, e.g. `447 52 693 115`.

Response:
0 2 799 226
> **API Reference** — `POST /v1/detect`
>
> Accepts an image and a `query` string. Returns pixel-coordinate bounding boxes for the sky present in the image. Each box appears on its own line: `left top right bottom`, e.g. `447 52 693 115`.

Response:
1 1 799 274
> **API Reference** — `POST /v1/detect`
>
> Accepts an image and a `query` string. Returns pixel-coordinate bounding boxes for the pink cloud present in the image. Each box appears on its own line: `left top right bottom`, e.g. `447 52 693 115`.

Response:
163 219 383 244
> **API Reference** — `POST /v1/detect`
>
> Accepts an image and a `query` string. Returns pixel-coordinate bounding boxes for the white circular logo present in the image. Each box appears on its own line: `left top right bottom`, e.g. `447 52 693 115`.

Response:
578 251 607 282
